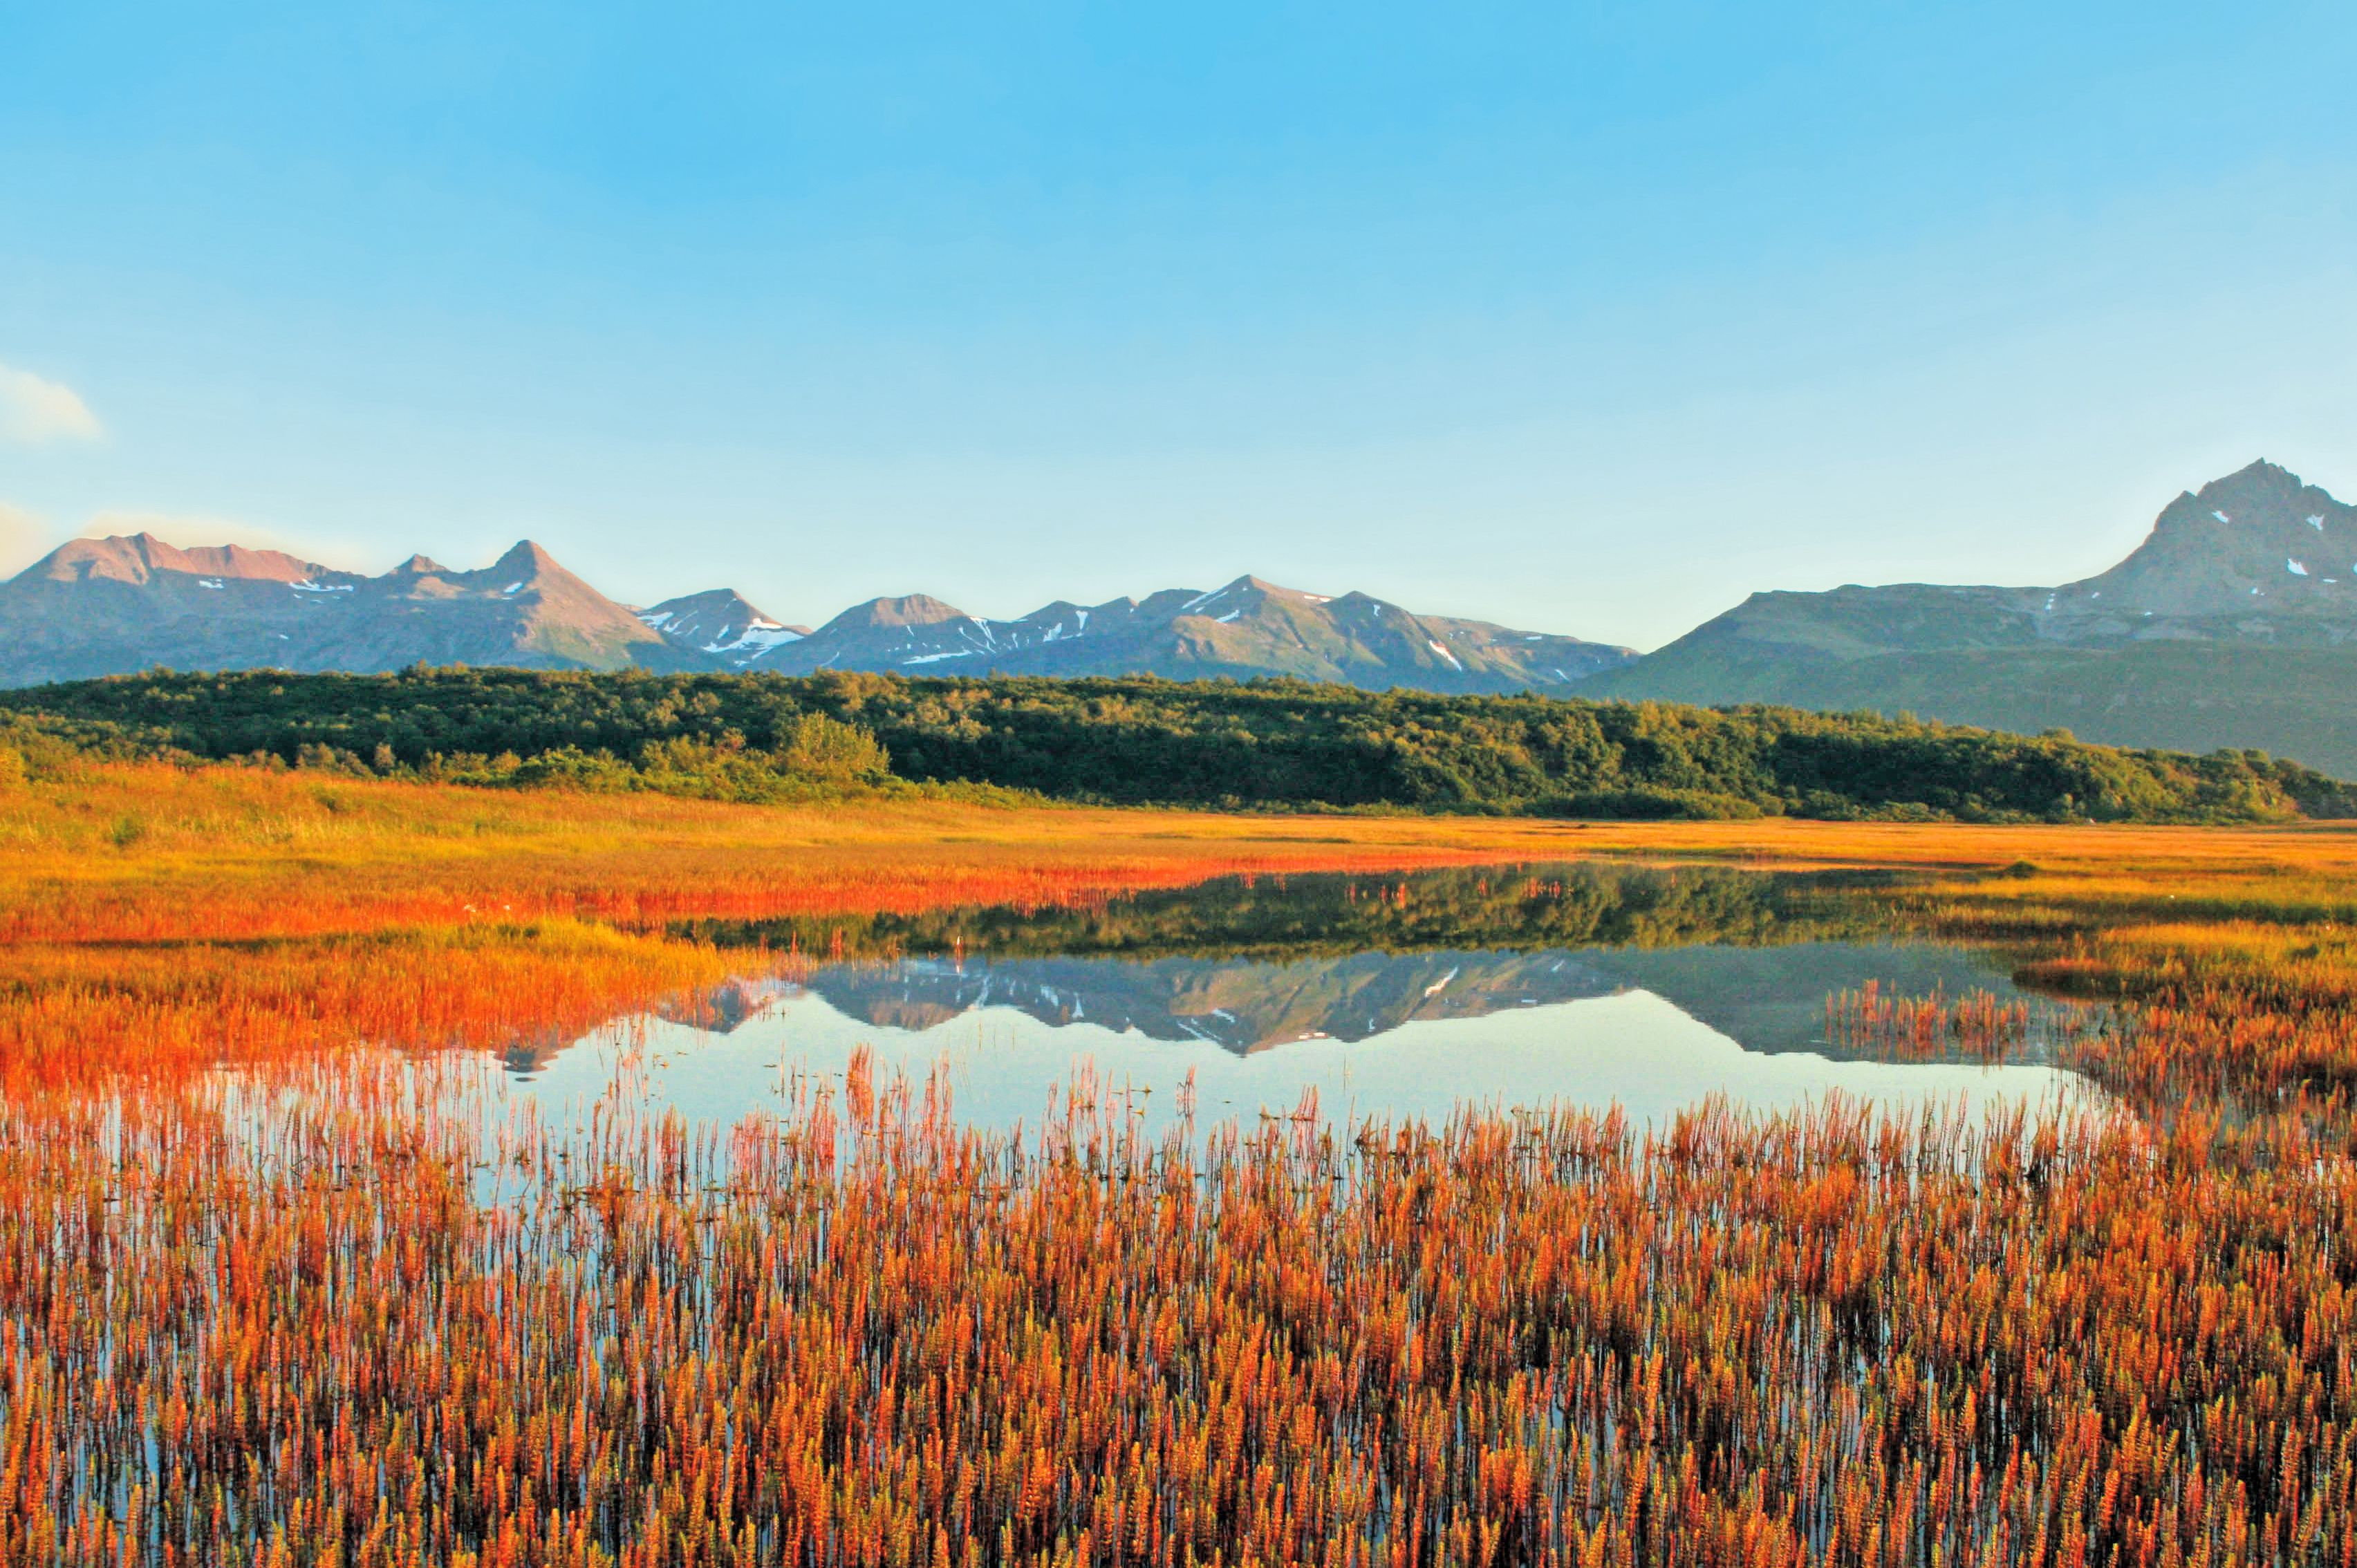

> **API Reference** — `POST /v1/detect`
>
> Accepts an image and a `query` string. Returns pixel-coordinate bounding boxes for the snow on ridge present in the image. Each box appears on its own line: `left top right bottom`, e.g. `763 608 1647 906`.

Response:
707 624 804 655
2213 510 2232 523
1215 608 1242 624
637 610 673 628
1426 639 1463 671
901 650 980 665
502 581 525 595
2289 559 2310 577
2311 516 2327 532
288 581 354 595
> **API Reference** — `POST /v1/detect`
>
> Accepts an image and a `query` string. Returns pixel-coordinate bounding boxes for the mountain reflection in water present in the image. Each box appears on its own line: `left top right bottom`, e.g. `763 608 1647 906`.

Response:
491 864 2090 1130
788 942 2060 1062
528 864 2071 1063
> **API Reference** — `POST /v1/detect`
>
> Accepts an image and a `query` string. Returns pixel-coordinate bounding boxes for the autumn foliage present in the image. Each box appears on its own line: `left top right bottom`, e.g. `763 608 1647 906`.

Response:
2 761 2355 1565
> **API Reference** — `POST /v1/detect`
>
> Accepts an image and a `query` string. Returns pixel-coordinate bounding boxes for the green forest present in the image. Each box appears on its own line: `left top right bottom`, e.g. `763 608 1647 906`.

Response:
4 666 2350 823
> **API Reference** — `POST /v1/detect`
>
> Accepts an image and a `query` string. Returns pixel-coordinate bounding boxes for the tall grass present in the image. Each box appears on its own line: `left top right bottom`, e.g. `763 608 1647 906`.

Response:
3 758 2356 1563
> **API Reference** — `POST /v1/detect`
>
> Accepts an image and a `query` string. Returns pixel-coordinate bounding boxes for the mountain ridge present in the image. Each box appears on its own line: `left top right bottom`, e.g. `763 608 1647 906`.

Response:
1585 458 2357 769
7 457 2356 769
0 539 1635 694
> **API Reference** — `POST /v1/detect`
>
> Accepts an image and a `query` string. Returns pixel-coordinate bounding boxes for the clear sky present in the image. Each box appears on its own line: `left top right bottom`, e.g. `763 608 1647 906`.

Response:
3 2 2353 648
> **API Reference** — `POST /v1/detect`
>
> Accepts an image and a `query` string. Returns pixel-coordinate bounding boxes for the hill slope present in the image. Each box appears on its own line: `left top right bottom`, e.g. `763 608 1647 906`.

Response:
689 574 1633 692
0 538 1629 694
1592 460 2357 771
0 534 693 680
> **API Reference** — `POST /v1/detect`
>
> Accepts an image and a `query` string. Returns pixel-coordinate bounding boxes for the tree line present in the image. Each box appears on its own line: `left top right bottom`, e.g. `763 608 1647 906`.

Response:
3 666 2350 822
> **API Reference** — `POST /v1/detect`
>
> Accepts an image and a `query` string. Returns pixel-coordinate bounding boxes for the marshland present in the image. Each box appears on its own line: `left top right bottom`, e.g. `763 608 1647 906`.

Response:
17 7 2357 1559
3 729 2355 1567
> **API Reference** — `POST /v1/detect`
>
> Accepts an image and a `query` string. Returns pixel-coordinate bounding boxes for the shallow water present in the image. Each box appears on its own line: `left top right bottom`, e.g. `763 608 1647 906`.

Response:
485 864 2098 1139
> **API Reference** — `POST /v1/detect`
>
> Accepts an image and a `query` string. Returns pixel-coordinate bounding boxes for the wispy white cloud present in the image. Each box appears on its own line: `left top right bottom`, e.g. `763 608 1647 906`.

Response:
0 501 49 576
0 363 102 444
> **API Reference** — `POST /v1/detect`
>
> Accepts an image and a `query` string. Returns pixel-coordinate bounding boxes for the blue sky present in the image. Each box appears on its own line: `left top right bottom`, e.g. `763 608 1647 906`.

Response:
3 1 2353 648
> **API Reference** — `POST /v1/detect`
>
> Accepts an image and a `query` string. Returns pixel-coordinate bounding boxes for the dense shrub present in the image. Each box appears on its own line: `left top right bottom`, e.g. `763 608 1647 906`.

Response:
4 667 2349 821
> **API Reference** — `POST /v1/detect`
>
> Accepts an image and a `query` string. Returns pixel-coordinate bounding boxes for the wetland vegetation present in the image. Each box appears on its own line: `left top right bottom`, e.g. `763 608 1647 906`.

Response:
1 748 2354 1565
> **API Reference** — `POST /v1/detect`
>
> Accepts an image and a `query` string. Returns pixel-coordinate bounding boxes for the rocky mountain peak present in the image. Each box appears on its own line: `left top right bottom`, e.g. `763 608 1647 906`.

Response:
488 539 566 579
0 528 1631 693
638 588 807 655
2078 460 2355 616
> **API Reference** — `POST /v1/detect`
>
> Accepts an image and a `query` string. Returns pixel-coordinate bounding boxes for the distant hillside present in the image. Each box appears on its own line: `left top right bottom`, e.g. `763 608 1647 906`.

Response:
635 589 809 660
0 534 693 681
1594 460 2357 772
0 534 1629 694
10 459 2354 770
722 575 1633 692
6 667 2349 823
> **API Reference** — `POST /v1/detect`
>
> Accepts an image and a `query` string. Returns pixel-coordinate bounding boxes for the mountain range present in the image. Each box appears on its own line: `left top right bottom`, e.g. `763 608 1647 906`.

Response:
4 458 2354 770
1585 459 2357 772
0 536 1633 693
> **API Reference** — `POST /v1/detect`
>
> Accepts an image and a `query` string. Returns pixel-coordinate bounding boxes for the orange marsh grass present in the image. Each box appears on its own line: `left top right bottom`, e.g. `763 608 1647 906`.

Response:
15 755 2357 944
7 762 2357 1562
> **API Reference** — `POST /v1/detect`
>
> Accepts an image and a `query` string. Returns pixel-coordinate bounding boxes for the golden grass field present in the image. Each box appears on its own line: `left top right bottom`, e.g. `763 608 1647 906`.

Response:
5 757 2356 1565
16 755 2357 942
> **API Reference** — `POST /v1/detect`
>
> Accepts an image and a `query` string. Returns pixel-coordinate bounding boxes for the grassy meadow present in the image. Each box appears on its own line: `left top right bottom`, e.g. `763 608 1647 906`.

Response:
3 754 2355 1564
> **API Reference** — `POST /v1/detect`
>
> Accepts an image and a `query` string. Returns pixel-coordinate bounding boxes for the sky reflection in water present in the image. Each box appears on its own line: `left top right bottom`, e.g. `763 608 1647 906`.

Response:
492 864 2096 1139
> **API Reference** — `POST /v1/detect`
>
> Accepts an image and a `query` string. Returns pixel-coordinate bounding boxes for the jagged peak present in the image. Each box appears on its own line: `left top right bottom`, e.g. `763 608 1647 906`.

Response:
2182 458 2342 516
489 539 566 577
2208 457 2298 487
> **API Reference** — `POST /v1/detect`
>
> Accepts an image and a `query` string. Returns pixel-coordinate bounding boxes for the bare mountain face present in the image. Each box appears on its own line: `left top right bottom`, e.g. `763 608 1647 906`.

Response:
635 590 810 661
12 463 2340 771
0 541 1632 693
2069 460 2357 622
720 575 1633 691
0 534 695 683
1590 460 2357 772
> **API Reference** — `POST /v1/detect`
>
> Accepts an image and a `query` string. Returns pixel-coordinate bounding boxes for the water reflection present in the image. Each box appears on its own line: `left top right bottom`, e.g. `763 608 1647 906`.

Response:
483 864 2096 1133
790 941 2064 1061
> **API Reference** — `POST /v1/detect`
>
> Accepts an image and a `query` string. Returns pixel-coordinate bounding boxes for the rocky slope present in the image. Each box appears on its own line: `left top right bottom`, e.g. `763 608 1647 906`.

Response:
725 575 1631 691
0 534 694 682
1591 460 2357 772
8 459 2349 769
635 590 810 661
0 538 1630 692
